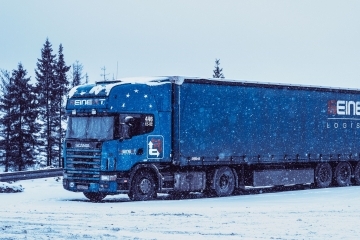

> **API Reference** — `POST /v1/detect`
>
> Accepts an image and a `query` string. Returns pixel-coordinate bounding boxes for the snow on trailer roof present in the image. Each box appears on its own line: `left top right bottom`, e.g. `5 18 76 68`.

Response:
68 76 360 98
186 77 360 93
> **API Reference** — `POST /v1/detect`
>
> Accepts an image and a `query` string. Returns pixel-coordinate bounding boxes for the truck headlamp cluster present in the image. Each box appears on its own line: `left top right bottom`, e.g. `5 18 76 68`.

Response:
100 175 117 181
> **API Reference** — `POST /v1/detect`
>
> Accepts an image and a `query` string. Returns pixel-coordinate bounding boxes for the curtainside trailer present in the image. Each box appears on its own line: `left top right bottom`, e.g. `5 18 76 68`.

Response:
62 76 360 201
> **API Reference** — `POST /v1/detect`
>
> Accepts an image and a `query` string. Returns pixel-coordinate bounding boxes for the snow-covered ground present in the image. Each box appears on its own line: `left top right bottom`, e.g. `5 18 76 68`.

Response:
0 181 23 193
1 178 360 240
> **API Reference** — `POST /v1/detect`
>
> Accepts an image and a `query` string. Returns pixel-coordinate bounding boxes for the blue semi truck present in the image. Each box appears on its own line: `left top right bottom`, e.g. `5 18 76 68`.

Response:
63 76 360 201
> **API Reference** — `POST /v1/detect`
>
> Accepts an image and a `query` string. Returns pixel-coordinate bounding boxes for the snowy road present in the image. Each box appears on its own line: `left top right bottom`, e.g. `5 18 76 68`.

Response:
1 178 360 240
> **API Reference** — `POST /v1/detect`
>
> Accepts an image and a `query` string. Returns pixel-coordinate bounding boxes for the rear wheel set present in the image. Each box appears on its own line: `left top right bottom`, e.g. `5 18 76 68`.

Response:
315 162 353 188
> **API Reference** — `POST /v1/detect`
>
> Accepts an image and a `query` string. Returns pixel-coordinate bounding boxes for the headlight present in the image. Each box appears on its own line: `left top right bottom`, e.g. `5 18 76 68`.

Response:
100 175 117 181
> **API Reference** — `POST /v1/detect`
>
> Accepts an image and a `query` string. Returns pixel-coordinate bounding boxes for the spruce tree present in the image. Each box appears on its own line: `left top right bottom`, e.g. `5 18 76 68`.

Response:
54 44 70 167
85 73 89 84
35 38 57 167
0 70 12 171
1 64 40 171
71 61 84 87
213 59 225 78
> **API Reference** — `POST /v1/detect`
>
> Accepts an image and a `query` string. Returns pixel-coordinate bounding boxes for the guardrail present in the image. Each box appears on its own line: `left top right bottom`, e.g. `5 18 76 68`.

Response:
0 168 63 182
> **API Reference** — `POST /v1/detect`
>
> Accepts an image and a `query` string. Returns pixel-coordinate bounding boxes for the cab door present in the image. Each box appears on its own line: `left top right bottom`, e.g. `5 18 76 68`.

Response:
116 113 156 171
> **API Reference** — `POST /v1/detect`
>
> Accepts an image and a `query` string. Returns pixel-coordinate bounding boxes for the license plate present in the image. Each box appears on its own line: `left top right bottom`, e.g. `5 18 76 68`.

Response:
77 185 88 190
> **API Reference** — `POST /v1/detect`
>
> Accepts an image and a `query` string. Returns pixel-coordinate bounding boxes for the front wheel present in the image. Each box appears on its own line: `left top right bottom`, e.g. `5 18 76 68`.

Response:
83 192 107 202
128 170 157 201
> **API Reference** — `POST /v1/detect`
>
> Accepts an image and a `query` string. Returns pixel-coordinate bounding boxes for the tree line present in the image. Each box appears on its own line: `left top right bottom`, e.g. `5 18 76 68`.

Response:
0 39 84 171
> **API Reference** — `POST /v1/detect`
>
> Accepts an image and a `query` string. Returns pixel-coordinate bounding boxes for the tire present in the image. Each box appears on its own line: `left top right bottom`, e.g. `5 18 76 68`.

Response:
83 192 107 202
213 166 235 197
128 170 157 201
354 162 360 185
334 162 351 187
314 163 332 188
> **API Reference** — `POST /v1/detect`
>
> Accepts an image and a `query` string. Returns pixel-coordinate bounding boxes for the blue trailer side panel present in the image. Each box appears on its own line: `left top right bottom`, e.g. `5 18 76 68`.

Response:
175 81 360 166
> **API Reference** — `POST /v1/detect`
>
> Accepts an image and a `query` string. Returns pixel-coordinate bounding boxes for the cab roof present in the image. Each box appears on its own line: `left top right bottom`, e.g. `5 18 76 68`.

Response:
68 76 184 98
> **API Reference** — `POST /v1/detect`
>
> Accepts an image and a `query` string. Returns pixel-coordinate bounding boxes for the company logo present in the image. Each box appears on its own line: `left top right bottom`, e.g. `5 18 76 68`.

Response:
327 100 360 130
75 143 91 148
119 149 137 155
328 100 360 115
147 136 164 159
69 99 105 106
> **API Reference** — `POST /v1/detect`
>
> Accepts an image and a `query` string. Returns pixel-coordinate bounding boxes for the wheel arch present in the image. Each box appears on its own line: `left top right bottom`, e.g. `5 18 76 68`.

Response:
129 163 163 191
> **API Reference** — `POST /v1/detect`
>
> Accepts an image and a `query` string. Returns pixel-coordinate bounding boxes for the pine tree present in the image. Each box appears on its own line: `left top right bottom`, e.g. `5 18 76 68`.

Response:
71 61 84 87
85 73 89 84
213 59 225 78
35 38 57 167
0 70 12 171
0 64 40 171
54 44 71 167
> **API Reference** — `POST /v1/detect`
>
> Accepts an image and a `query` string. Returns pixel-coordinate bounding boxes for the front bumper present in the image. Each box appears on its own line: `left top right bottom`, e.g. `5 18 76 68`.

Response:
62 175 130 194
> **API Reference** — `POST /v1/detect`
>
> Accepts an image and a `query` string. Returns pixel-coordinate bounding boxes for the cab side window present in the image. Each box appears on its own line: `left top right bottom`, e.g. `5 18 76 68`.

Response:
119 114 154 138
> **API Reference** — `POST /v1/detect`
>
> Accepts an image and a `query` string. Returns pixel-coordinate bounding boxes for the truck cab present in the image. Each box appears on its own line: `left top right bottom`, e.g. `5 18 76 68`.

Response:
62 77 174 201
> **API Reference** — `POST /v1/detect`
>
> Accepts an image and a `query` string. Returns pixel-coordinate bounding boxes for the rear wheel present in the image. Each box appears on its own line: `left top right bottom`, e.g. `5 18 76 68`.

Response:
83 192 107 202
213 166 235 197
128 170 157 201
354 162 360 185
334 162 351 187
315 163 332 188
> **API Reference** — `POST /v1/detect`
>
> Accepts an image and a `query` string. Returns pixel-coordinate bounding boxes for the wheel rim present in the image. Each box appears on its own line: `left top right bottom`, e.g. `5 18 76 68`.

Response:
219 174 230 190
213 167 235 197
139 178 152 194
319 167 330 182
338 166 350 182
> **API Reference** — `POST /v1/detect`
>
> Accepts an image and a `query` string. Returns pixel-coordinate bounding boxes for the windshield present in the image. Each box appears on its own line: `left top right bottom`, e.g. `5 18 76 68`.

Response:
66 116 114 140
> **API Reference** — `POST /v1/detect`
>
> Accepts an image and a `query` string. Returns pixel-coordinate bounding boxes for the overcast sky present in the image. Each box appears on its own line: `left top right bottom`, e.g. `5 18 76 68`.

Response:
1 1 360 88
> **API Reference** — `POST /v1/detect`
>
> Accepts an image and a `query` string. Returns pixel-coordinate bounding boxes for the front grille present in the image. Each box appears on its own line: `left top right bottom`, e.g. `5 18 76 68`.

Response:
66 148 101 170
65 146 102 183
65 141 101 186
